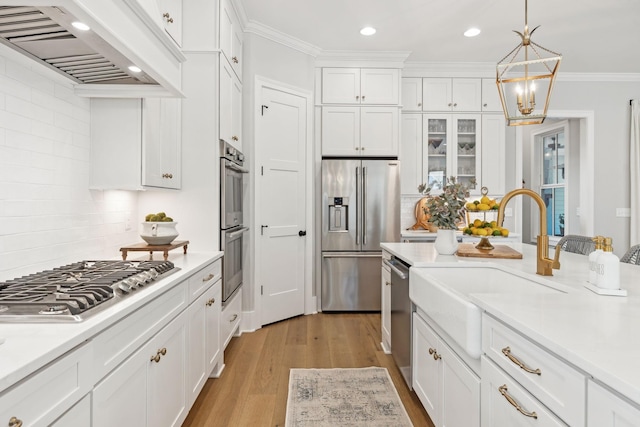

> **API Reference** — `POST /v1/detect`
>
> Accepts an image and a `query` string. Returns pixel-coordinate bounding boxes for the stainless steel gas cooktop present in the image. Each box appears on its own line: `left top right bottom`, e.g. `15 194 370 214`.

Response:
0 260 178 322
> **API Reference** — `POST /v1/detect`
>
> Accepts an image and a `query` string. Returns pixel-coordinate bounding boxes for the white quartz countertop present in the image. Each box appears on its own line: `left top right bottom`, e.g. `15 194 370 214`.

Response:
0 251 223 394
381 241 640 406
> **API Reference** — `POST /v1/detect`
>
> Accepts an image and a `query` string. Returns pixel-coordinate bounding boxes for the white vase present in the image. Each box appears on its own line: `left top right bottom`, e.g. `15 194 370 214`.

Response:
434 229 458 255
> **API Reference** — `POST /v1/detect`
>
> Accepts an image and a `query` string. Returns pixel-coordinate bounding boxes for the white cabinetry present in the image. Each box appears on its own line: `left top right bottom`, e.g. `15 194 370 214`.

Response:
413 312 480 427
423 114 481 194
50 394 90 427
481 78 503 112
400 114 423 194
156 0 182 47
220 0 243 81
0 343 92 427
482 313 586 426
381 250 392 353
220 59 243 150
90 98 181 190
221 287 243 349
401 77 423 111
422 78 481 112
322 68 399 105
93 310 188 427
588 380 640 427
480 114 506 194
322 106 399 156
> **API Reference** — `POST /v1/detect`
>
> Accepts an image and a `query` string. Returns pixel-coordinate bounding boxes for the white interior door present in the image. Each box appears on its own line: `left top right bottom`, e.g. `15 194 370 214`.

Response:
258 85 307 326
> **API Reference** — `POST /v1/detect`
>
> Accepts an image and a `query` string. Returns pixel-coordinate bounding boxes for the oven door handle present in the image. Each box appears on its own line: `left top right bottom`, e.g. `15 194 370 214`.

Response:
226 162 249 174
226 227 249 241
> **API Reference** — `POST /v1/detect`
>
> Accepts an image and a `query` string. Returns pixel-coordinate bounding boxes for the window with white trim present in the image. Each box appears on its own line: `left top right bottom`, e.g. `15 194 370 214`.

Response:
539 130 566 237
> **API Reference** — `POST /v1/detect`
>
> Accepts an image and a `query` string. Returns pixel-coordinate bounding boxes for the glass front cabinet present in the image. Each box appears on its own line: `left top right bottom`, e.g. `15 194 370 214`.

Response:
423 114 481 195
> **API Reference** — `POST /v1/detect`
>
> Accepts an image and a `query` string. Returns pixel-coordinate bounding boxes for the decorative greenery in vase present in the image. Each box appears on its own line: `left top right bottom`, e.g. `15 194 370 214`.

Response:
418 177 476 230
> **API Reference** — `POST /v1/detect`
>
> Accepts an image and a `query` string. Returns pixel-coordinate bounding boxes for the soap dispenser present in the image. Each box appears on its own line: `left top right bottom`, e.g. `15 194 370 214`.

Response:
595 237 620 290
588 236 604 284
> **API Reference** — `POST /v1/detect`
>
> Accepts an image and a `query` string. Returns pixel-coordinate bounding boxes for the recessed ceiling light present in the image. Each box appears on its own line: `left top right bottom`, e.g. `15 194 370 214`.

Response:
360 27 376 36
71 21 90 31
464 27 481 37
128 66 142 73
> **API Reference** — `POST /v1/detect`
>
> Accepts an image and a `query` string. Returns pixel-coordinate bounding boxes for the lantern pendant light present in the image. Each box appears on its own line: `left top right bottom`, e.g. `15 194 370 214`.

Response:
496 0 562 126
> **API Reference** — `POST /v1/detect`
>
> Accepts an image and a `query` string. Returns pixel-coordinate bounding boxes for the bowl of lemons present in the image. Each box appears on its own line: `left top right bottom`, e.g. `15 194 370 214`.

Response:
140 212 179 245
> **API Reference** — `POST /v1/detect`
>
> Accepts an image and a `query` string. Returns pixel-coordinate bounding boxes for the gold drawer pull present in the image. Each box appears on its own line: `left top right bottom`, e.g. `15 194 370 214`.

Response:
428 347 441 361
9 417 23 427
206 298 216 306
159 347 167 356
498 384 538 419
230 314 238 322
151 353 161 363
202 273 215 282
502 346 541 375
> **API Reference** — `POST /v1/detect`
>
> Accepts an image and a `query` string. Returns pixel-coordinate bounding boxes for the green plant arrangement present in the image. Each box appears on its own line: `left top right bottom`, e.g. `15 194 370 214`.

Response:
418 177 477 230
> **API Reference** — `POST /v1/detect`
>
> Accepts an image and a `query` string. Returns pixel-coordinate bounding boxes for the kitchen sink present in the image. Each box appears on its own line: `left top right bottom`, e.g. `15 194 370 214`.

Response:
409 266 565 359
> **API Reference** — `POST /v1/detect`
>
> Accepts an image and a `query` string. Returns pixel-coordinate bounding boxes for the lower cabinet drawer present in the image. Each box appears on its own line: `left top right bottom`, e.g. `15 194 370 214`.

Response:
482 356 567 427
0 343 92 427
188 258 222 302
482 314 585 426
221 288 242 349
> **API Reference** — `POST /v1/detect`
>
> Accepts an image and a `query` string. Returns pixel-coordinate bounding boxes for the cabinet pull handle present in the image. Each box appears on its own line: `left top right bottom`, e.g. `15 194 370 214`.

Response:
162 173 173 179
498 384 538 419
8 417 23 427
232 56 239 64
356 95 360 100
232 136 239 141
361 95 365 101
453 103 457 107
502 346 541 375
428 348 441 360
159 347 167 356
162 12 174 23
150 353 161 363
206 298 216 306
230 314 238 322
203 273 215 282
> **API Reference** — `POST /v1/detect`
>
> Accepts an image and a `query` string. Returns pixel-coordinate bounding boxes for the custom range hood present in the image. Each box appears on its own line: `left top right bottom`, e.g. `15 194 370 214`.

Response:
0 3 185 97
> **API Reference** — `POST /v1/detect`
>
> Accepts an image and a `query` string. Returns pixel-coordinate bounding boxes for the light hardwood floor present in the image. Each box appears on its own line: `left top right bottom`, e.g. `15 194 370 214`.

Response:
182 312 435 427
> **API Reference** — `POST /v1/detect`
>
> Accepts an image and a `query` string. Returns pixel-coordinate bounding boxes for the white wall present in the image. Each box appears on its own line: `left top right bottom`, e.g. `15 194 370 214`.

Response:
242 33 316 313
0 46 139 280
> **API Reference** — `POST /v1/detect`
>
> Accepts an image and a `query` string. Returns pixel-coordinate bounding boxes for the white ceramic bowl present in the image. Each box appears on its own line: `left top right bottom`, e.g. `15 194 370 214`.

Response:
140 221 179 245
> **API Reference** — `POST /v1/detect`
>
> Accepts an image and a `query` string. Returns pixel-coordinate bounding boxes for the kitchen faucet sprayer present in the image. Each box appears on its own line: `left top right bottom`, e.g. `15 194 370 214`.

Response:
497 188 560 276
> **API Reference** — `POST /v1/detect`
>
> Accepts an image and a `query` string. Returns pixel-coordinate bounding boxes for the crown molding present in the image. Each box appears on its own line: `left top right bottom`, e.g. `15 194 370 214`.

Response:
244 20 322 57
402 61 496 77
314 50 411 68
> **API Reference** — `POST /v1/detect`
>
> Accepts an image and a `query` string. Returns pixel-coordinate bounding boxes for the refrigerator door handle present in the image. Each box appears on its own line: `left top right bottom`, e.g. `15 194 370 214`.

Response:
362 166 367 245
322 252 381 258
355 166 360 246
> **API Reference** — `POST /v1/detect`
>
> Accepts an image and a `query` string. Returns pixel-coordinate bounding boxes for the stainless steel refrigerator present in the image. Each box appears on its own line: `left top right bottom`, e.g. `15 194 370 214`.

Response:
321 159 400 311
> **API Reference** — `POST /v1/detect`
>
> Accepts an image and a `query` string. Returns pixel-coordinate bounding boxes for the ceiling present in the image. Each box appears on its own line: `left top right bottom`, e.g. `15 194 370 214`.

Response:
237 0 640 73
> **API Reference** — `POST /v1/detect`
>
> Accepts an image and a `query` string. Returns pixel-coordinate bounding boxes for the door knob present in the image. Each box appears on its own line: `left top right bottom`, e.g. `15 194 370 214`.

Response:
298 230 307 236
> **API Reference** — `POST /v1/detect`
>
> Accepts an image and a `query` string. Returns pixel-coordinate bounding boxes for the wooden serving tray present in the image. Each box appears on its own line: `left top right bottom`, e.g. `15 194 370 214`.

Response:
456 243 522 259
120 240 189 261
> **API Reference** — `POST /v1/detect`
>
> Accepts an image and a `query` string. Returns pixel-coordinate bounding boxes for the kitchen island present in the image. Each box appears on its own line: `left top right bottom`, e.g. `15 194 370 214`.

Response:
0 251 224 427
381 241 640 426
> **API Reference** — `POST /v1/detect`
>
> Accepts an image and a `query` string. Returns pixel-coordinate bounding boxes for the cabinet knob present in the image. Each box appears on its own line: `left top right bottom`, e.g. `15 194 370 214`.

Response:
206 298 216 306
418 102 422 107
448 102 452 107
162 12 174 23
355 147 360 150
385 281 390 286
232 56 239 64
483 103 488 107
453 103 458 107
232 136 239 141
361 95 365 101
150 353 161 363
361 147 365 150
8 417 23 427
159 347 167 356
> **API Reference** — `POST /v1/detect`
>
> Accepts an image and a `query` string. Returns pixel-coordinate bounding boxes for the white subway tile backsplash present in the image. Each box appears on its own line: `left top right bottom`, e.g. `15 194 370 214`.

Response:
0 52 139 279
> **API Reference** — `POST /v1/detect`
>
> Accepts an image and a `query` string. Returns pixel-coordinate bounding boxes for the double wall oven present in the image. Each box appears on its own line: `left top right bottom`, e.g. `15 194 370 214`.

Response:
220 140 248 305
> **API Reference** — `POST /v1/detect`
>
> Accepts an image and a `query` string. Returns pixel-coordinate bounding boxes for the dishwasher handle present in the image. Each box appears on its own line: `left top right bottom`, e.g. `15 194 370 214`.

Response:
383 258 408 280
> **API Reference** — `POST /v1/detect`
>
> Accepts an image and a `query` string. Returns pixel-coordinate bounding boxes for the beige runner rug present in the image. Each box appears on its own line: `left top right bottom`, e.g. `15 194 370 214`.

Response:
285 367 413 426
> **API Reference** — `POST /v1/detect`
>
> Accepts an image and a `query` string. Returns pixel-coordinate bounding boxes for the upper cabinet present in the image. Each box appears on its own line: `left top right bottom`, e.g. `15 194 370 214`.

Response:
220 59 243 150
90 98 182 190
401 77 423 111
220 0 243 82
423 78 482 112
156 0 183 47
322 68 399 105
481 78 503 112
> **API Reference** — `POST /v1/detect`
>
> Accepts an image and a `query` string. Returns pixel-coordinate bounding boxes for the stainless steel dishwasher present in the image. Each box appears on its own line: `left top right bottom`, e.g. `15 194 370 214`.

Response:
385 256 412 388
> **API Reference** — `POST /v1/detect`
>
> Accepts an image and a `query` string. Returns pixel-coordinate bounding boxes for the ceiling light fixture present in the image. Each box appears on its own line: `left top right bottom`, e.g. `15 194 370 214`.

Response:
360 27 376 36
71 21 90 31
128 66 142 73
496 0 562 126
464 28 481 37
